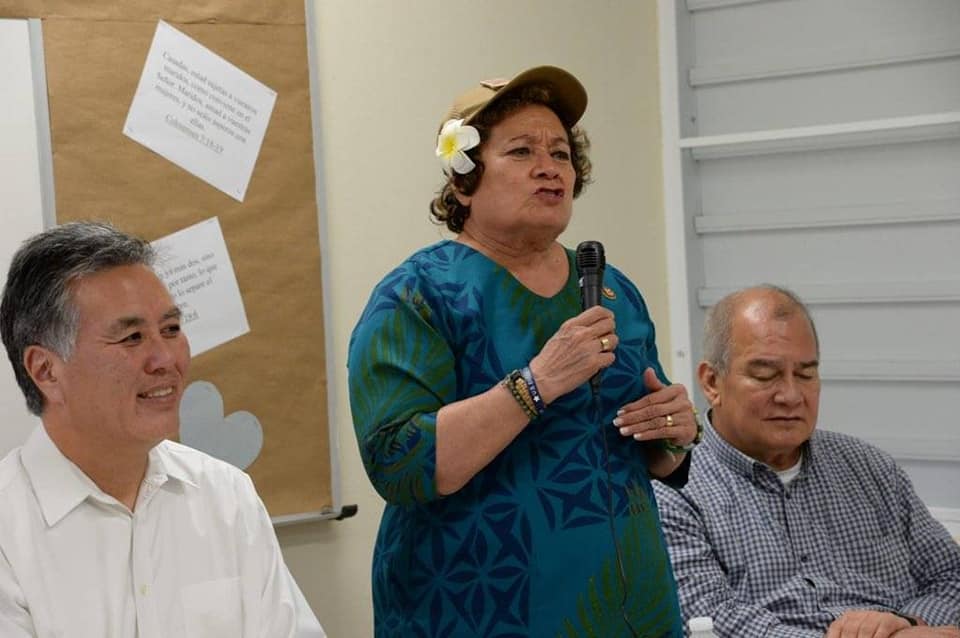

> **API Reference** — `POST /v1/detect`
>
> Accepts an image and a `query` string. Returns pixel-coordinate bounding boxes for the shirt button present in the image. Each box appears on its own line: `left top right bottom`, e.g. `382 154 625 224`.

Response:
800 554 809 563
140 584 149 596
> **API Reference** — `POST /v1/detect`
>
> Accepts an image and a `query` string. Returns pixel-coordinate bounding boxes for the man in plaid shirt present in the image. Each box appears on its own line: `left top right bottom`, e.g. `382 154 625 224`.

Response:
654 285 960 637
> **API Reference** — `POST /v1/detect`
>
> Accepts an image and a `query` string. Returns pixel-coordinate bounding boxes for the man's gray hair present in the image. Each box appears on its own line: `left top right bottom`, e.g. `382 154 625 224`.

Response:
702 284 819 373
0 221 156 416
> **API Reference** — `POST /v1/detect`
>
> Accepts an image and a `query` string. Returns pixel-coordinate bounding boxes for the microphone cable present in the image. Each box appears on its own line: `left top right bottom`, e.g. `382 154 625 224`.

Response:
593 390 642 638
578 240 644 637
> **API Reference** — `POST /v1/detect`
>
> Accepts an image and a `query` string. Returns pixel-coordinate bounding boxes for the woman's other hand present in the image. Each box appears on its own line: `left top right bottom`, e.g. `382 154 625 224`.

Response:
613 368 696 447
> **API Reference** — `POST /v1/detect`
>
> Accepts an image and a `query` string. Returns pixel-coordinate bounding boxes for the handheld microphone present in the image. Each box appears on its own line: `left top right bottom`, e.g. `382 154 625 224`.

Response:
576 240 606 394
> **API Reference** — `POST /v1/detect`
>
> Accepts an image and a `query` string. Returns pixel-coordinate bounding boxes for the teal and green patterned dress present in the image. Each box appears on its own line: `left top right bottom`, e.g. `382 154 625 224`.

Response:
348 240 685 638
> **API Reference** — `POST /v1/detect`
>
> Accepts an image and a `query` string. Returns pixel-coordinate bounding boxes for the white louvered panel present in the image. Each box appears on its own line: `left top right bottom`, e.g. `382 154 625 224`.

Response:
697 141 960 215
815 305 960 363
691 0 960 70
690 35 960 87
819 383 958 452
683 112 960 159
661 0 960 508
699 225 960 285
698 281 960 307
819 359 960 383
695 199 960 234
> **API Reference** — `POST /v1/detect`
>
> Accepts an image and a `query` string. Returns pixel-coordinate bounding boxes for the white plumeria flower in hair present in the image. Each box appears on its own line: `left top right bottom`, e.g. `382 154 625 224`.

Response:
436 118 480 175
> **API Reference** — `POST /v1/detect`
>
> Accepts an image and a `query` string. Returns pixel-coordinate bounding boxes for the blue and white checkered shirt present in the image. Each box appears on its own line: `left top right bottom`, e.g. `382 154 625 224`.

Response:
653 413 960 637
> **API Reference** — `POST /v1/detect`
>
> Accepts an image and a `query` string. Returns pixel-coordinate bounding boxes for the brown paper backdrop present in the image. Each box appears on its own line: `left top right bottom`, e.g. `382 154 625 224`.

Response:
16 2 332 517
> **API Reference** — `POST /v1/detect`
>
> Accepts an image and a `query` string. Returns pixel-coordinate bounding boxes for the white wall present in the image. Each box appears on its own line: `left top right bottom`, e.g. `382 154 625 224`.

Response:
285 2 668 635
0 18 44 448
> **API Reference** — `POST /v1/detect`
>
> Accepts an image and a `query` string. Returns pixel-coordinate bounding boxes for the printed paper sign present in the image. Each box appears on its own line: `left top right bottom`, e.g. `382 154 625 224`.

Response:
151 217 249 356
124 20 277 201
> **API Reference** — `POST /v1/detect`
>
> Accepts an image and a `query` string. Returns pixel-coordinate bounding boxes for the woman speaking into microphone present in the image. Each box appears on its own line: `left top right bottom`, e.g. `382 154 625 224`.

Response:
347 65 700 637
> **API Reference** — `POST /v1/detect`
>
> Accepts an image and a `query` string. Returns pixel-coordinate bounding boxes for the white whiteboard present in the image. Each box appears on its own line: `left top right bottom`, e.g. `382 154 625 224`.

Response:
0 19 48 454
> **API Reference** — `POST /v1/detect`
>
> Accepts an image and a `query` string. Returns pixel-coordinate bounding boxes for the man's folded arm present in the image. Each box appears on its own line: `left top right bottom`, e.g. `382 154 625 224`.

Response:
896 468 960 627
657 485 821 638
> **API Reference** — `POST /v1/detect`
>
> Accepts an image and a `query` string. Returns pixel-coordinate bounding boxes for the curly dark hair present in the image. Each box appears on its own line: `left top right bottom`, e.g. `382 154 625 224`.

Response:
429 85 593 234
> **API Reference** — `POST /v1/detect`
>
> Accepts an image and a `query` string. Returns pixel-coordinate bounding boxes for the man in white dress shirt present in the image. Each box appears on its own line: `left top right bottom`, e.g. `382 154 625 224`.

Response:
0 221 325 637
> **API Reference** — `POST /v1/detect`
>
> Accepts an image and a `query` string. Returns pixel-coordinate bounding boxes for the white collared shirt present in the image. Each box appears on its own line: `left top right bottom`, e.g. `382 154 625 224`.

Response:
0 427 326 638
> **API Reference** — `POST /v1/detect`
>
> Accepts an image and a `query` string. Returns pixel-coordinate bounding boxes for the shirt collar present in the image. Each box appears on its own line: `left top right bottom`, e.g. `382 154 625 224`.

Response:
21 427 196 527
147 440 198 489
21 426 103 527
702 409 762 480
702 409 815 482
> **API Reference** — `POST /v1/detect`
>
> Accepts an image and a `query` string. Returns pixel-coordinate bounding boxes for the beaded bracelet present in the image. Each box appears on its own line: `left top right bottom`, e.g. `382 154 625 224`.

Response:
501 372 538 420
514 377 538 415
519 366 546 414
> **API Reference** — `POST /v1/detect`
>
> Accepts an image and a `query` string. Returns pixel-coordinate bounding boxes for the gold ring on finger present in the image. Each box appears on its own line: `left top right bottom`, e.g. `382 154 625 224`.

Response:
599 336 611 353
665 414 674 427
